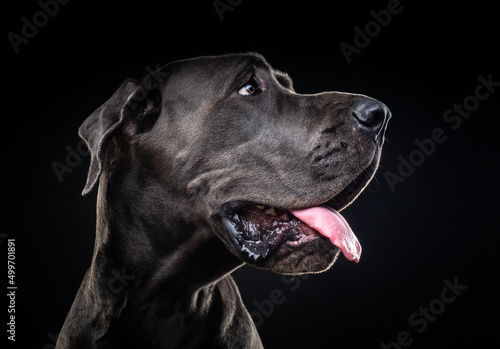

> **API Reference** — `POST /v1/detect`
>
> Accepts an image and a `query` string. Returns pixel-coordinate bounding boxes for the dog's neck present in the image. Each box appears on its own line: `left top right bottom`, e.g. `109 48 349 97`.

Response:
88 163 244 328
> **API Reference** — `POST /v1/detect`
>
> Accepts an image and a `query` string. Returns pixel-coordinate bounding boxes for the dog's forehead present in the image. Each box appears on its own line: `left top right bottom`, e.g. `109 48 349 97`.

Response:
177 53 270 73
154 53 295 101
151 53 289 104
157 53 279 87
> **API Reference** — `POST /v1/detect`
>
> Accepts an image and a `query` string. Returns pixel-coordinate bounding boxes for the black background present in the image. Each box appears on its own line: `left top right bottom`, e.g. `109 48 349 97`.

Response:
3 0 499 348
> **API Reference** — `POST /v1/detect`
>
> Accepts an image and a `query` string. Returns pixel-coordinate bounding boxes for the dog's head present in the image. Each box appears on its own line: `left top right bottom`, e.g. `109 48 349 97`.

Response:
79 53 390 275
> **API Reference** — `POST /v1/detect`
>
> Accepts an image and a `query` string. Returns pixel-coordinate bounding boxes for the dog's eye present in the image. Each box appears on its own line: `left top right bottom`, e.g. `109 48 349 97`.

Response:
237 77 261 96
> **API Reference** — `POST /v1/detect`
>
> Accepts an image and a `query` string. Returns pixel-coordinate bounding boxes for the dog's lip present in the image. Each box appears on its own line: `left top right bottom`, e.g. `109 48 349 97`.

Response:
222 204 326 262
221 155 378 262
325 155 379 212
221 156 377 216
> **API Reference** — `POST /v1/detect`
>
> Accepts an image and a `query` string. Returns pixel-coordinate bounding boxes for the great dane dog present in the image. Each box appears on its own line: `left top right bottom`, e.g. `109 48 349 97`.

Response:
57 53 390 348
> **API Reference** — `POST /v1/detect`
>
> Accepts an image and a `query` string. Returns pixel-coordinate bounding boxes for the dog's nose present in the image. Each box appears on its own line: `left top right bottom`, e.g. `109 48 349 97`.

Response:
352 99 391 145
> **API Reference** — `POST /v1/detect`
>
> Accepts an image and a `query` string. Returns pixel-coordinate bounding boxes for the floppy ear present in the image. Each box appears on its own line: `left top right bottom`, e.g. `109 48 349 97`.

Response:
78 77 162 196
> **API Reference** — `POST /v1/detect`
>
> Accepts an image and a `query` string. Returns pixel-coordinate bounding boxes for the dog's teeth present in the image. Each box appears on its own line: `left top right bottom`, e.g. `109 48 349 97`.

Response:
255 205 265 210
279 213 290 221
265 207 276 216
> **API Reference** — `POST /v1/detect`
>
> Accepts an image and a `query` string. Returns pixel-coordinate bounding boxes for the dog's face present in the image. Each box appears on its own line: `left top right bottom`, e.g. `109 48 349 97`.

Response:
81 53 390 275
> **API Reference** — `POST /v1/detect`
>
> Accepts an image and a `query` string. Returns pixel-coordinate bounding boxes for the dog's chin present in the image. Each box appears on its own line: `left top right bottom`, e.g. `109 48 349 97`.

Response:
258 237 341 274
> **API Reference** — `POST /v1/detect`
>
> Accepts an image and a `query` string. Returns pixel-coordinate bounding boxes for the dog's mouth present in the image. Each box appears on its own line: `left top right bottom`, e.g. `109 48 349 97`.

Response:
224 205 324 261
223 160 377 263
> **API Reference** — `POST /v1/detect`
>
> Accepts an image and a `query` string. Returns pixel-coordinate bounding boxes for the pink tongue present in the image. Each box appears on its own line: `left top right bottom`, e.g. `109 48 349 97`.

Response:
289 206 362 263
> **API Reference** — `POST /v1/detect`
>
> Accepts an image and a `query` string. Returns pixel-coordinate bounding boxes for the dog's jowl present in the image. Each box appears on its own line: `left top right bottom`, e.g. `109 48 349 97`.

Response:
57 53 390 348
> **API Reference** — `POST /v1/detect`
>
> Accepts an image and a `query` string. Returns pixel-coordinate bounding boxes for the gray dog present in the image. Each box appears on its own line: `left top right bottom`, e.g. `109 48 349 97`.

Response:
57 53 390 348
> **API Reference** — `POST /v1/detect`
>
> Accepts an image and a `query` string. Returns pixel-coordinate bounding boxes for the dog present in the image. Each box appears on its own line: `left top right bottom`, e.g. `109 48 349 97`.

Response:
56 53 390 348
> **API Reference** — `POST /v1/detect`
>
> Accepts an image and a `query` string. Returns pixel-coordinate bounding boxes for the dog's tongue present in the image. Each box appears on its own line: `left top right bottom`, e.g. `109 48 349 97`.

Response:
289 206 361 263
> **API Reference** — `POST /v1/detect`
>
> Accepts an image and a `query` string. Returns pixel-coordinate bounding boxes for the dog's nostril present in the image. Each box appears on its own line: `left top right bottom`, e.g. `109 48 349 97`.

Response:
352 100 391 144
352 109 381 127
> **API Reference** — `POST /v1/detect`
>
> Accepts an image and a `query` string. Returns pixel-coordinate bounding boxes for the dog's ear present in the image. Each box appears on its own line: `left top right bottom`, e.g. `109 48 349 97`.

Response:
78 77 162 196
